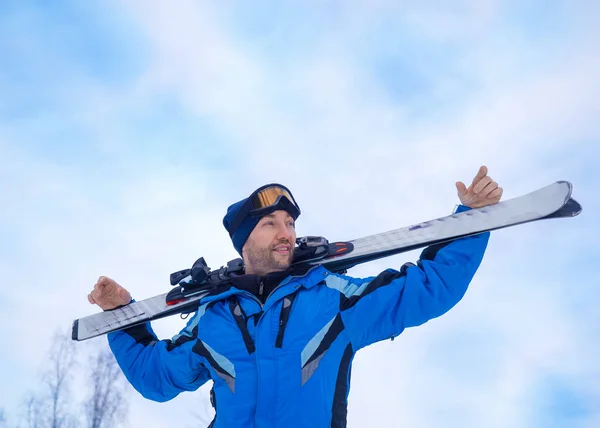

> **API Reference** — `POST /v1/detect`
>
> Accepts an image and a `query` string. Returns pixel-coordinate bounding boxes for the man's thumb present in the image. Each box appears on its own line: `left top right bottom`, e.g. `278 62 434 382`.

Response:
455 181 468 196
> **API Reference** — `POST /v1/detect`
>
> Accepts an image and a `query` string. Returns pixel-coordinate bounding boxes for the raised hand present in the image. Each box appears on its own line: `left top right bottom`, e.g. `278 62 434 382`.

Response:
455 165 503 208
88 276 132 311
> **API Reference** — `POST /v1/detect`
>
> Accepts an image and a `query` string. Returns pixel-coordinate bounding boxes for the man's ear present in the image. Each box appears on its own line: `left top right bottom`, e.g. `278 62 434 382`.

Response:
240 243 251 272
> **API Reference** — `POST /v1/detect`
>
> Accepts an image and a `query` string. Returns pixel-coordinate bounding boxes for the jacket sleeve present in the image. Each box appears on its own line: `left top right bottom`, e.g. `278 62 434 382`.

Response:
338 218 489 351
107 307 211 402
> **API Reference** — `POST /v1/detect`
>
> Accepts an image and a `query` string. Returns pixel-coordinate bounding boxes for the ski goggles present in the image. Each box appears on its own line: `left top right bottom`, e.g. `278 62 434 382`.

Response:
228 183 301 233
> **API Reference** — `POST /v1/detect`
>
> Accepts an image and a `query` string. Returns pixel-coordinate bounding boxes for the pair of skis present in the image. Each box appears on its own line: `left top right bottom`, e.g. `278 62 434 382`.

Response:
72 181 581 341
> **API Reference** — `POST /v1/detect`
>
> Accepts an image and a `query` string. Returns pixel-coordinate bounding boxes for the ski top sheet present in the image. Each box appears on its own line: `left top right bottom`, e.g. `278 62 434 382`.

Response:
72 180 581 341
308 180 581 273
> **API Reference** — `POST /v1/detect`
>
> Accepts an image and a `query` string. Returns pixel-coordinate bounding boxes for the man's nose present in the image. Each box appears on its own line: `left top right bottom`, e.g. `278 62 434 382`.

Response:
275 223 293 241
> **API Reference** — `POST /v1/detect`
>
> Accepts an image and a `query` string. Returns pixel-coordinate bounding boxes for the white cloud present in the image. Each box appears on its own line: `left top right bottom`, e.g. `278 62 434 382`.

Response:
115 3 598 426
1 0 598 427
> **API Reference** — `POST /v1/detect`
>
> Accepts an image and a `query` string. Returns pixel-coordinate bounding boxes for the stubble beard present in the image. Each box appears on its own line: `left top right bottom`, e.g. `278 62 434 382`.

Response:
244 239 294 276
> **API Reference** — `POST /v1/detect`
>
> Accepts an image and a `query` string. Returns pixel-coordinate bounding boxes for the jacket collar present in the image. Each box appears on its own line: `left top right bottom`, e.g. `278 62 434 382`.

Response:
198 264 330 310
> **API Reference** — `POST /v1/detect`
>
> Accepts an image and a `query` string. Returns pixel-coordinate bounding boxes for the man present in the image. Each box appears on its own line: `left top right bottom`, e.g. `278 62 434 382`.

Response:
88 166 502 427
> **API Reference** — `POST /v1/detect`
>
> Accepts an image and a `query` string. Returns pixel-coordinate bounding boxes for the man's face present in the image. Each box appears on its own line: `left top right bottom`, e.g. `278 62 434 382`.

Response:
242 210 296 276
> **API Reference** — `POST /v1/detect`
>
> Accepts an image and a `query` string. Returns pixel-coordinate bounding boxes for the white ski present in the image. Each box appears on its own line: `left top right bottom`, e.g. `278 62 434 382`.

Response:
72 181 581 341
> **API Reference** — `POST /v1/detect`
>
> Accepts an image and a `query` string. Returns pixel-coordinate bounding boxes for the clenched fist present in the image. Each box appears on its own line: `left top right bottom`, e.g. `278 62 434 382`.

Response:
88 276 132 311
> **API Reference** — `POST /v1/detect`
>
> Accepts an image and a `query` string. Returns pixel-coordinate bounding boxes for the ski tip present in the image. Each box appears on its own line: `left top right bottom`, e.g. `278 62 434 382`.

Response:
555 180 575 190
71 319 79 341
567 198 583 216
553 181 574 204
544 198 582 219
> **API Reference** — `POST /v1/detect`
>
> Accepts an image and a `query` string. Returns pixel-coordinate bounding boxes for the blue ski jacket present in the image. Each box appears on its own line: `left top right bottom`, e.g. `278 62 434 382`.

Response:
108 226 489 427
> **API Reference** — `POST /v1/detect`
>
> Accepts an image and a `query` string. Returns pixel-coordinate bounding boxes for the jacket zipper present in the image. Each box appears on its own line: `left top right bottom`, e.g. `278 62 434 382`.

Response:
231 265 321 427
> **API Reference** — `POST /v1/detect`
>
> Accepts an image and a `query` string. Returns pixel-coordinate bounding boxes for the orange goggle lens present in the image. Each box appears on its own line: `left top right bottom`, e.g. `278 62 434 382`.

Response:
251 186 296 210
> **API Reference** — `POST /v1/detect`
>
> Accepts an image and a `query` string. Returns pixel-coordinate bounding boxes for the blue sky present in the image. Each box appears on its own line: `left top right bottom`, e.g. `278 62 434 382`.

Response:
1 1 598 427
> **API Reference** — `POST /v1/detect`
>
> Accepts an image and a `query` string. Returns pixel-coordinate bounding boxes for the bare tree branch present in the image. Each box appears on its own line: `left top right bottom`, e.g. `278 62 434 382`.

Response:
83 348 129 428
14 329 130 428
23 390 44 428
17 329 79 428
43 330 77 428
